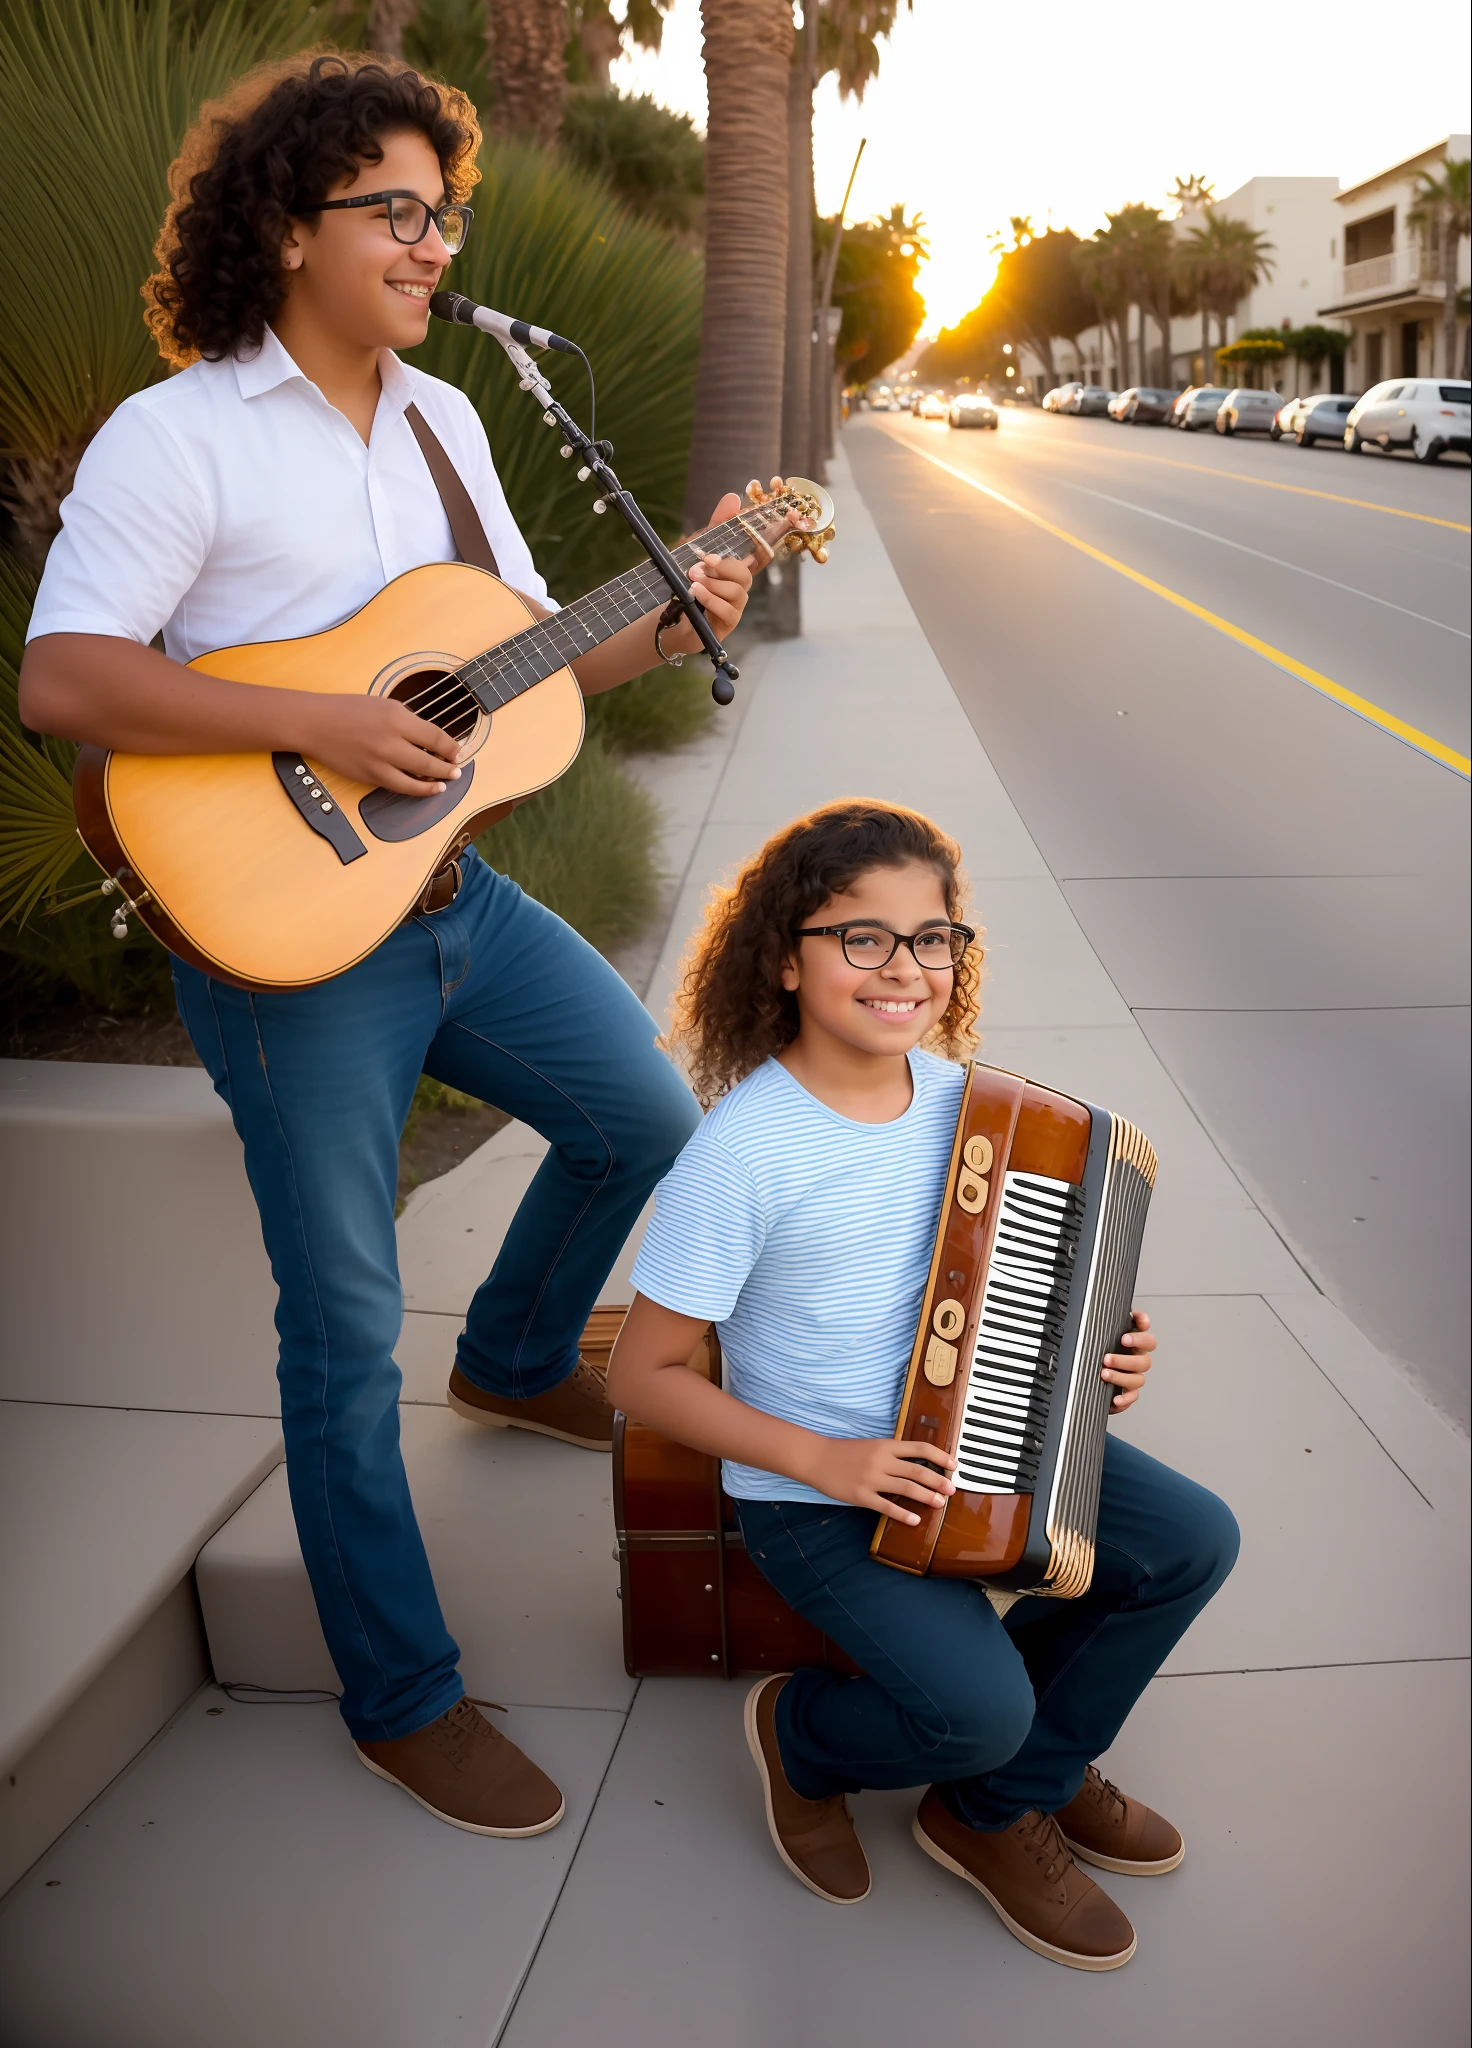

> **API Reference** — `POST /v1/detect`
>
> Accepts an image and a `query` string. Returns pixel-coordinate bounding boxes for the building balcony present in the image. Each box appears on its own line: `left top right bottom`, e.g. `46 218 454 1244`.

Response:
1338 248 1442 302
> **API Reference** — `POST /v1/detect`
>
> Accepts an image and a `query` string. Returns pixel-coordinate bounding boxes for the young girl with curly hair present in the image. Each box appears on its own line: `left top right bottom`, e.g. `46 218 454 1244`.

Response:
21 50 765 1841
609 799 1238 1969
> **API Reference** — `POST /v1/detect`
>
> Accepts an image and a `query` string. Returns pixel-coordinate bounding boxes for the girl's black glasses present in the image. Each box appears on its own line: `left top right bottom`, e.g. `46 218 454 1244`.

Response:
311 191 473 255
796 922 976 970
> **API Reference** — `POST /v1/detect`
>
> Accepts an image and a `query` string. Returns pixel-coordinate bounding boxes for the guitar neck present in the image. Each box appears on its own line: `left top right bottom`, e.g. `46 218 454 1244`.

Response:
454 514 762 714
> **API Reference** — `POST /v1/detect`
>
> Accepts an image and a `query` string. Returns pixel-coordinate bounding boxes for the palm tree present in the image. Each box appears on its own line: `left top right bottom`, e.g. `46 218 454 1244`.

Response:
567 1 674 89
487 0 569 145
683 0 794 530
1168 172 1215 215
1407 157 1471 379
1075 220 1131 385
1180 211 1274 358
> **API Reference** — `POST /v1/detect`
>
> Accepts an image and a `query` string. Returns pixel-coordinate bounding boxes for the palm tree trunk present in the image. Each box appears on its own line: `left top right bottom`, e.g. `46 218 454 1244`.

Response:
684 0 794 531
781 2 816 481
367 0 419 57
1443 213 1460 378
487 0 569 147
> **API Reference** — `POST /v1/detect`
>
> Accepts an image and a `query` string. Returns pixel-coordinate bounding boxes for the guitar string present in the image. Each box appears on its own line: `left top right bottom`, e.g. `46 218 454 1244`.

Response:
398 518 756 721
391 520 775 731
392 509 792 729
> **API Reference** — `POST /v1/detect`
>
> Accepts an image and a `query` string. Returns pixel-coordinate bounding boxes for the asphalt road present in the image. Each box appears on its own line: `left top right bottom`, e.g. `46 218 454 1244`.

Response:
845 404 1471 1426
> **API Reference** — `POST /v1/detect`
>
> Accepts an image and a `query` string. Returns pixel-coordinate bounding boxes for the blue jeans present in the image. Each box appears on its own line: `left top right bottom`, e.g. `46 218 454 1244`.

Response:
172 850 698 1742
735 1436 1238 1828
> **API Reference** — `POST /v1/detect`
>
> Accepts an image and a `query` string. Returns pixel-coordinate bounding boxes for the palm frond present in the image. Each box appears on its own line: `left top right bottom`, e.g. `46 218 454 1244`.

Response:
0 0 326 468
0 546 87 928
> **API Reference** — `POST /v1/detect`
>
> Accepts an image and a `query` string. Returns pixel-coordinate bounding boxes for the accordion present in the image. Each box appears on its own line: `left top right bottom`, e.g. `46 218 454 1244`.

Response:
871 1062 1156 1597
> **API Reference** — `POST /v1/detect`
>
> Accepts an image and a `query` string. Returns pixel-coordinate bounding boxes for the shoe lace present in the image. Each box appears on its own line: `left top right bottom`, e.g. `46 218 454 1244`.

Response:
1017 1809 1073 1887
1083 1766 1127 1824
429 1696 506 1772
571 1355 609 1398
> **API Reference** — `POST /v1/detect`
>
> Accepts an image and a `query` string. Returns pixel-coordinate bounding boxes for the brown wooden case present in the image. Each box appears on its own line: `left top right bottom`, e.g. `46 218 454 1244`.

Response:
597 1312 855 1681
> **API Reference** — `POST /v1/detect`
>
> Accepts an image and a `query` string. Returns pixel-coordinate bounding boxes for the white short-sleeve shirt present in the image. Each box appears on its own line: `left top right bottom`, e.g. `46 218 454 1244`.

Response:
630 1050 968 1504
27 326 551 662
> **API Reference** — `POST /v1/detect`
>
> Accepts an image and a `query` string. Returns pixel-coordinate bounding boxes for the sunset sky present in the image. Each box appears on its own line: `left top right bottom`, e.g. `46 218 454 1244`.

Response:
611 0 1472 333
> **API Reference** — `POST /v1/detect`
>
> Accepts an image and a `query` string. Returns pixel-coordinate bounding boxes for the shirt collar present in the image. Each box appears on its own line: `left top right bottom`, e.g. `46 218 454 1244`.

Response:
232 327 416 416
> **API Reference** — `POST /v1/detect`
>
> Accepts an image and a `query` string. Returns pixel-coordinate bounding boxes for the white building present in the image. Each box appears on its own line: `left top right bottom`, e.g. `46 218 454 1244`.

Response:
1050 175 1345 398
1318 135 1471 387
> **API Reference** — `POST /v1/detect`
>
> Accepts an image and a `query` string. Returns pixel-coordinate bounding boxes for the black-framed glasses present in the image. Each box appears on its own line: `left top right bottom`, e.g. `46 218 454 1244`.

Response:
796 922 976 970
311 190 474 255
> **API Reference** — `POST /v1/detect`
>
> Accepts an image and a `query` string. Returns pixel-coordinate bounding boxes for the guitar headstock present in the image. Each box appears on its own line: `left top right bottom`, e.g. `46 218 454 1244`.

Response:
736 476 837 565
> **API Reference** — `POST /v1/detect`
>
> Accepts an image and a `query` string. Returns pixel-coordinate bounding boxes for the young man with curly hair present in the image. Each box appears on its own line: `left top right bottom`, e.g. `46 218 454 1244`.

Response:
19 51 766 1837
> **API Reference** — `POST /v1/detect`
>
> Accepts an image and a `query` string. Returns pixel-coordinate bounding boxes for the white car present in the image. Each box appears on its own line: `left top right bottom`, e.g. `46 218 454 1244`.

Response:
1345 378 1471 464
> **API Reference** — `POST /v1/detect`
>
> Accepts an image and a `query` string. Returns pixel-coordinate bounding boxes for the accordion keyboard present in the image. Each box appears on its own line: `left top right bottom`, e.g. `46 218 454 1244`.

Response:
953 1172 1085 1493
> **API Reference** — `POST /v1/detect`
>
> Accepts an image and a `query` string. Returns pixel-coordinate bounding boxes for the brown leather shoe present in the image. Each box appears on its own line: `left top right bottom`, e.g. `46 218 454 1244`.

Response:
356 1698 565 1836
447 1355 614 1449
744 1676 871 1905
913 1786 1135 1970
1055 1764 1184 1875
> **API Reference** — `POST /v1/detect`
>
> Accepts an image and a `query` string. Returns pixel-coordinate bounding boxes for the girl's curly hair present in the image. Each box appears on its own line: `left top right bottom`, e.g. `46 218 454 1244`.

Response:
143 51 482 368
666 800 983 1107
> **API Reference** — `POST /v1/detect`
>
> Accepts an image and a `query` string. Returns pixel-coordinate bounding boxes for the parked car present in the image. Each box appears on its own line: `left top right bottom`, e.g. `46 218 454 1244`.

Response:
1345 378 1471 462
949 392 998 430
915 392 949 421
1068 386 1116 416
1177 387 1231 430
1118 386 1180 424
1216 389 1284 436
1107 388 1136 420
1168 386 1203 426
1274 393 1355 446
1043 382 1083 412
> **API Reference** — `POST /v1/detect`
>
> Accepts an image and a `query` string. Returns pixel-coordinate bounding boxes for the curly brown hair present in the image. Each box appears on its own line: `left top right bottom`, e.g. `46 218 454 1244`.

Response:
143 51 482 369
666 800 983 1106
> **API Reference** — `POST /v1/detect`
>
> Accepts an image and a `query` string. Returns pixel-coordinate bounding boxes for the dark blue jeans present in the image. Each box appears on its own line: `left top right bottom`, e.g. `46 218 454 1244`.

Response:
172 850 698 1743
735 1436 1238 1829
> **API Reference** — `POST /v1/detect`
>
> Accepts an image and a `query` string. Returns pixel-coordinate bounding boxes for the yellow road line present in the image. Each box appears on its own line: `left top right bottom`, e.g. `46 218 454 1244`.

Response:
999 426 1472 532
903 442 1471 779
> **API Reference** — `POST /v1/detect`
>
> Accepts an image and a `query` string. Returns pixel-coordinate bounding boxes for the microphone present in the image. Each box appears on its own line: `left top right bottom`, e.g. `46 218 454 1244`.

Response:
430 289 578 355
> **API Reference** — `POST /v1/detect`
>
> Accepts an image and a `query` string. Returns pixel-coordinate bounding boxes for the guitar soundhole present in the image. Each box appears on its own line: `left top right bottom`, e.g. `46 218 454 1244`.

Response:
389 668 480 742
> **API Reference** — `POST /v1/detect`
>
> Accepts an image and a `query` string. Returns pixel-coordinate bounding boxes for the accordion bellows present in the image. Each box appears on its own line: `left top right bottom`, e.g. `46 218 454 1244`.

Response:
871 1062 1156 1598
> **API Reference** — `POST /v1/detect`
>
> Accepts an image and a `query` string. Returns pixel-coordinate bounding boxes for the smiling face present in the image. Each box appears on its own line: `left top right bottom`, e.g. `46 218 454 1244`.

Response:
780 861 956 1065
278 128 455 353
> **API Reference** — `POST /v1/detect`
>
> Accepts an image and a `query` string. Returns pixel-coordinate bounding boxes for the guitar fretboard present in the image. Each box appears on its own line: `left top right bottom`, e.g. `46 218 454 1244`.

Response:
455 513 763 713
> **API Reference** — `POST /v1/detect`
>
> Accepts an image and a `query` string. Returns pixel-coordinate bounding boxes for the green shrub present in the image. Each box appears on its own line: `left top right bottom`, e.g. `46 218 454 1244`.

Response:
476 738 661 957
406 140 701 600
559 87 705 244
585 663 713 755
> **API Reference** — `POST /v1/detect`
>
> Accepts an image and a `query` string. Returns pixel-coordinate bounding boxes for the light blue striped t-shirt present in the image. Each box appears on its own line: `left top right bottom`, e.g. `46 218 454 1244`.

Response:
629 1048 966 1504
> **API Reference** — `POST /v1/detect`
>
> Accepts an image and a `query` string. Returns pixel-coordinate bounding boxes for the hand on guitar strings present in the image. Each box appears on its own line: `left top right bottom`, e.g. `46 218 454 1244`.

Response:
1102 1309 1156 1413
798 1434 959 1525
298 691 467 796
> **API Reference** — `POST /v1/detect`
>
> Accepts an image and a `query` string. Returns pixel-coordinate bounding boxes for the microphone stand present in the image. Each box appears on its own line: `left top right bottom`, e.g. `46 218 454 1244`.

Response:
493 335 741 705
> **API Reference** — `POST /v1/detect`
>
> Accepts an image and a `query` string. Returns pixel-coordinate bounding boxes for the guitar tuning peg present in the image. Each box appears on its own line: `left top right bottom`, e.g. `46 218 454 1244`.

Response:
745 479 766 504
769 475 786 496
810 546 828 565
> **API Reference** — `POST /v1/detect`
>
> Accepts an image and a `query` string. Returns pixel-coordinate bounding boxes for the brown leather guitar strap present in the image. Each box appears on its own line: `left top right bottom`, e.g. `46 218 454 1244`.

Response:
404 402 501 578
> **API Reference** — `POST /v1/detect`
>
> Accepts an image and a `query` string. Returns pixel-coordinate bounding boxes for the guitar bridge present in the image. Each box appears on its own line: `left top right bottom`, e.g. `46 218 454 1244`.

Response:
272 755 367 863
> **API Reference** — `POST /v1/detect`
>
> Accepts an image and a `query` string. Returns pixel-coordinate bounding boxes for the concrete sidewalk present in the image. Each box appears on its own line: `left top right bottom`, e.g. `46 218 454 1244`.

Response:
2 447 1466 2047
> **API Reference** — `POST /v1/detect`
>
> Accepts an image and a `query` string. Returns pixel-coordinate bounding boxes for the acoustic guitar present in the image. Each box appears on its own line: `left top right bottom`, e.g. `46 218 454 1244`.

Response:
73 477 834 991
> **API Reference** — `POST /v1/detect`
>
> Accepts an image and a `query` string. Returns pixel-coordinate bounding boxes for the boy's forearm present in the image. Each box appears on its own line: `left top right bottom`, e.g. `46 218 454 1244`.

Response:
22 633 330 755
